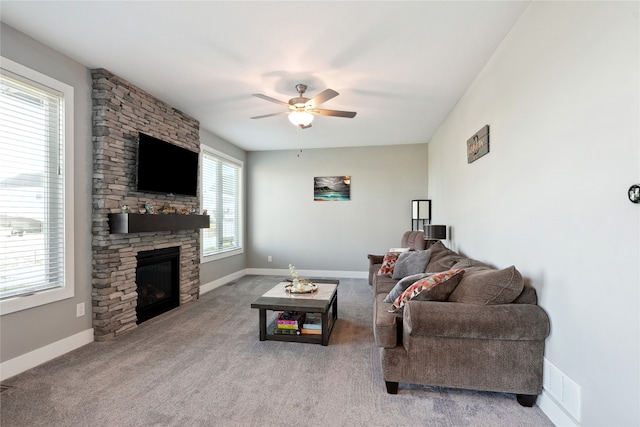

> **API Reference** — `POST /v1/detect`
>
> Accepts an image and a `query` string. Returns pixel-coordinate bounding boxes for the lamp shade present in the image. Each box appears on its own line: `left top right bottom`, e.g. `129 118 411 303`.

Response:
288 111 314 127
424 225 447 240
411 199 430 220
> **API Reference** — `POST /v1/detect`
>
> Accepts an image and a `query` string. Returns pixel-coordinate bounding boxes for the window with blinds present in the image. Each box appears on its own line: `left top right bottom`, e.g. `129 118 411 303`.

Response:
0 58 74 313
201 148 243 259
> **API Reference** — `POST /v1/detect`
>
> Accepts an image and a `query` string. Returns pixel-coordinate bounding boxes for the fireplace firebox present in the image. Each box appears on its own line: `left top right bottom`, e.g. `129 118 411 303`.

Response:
136 247 180 324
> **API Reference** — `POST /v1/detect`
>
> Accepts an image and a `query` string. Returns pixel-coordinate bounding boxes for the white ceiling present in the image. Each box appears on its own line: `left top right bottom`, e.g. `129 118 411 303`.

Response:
1 1 529 152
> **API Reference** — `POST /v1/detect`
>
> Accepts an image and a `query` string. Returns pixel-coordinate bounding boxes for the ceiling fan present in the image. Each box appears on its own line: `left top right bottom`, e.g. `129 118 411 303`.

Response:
250 84 357 129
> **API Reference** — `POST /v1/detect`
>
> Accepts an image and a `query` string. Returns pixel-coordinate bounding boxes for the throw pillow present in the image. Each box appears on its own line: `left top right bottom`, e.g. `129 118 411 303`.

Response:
392 250 431 279
389 269 465 313
383 272 433 303
377 252 401 277
389 247 410 253
447 265 524 305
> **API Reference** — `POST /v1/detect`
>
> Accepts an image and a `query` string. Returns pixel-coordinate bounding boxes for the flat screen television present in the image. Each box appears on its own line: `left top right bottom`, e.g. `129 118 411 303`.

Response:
136 132 199 197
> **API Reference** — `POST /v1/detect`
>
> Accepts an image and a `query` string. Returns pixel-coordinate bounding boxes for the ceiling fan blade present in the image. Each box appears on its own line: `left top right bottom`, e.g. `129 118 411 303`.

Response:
313 109 357 118
252 93 289 107
306 89 339 108
250 111 288 119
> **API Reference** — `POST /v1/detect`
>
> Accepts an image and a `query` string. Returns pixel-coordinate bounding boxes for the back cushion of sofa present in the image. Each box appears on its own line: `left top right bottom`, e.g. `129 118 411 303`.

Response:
447 265 524 305
400 231 427 251
424 241 462 273
512 284 537 304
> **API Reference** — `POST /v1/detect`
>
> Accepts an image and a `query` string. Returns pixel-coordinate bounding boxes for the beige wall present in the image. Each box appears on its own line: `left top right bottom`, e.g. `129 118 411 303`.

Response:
247 144 428 274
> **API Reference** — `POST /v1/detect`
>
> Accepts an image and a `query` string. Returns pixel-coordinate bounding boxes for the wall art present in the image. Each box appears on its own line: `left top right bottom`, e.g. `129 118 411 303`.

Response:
314 176 351 201
467 125 490 163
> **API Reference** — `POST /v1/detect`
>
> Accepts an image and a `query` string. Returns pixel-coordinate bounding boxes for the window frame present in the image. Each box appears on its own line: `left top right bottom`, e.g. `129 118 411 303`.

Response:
0 57 74 315
200 145 243 263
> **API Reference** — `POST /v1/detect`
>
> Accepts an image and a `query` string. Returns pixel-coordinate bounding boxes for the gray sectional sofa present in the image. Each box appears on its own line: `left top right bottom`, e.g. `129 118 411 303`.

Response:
368 238 550 406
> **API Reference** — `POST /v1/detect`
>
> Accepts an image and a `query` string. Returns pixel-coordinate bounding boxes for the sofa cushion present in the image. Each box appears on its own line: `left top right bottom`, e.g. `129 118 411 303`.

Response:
425 241 463 273
400 231 427 251
512 284 537 305
383 272 433 303
373 274 399 296
392 250 431 279
451 257 492 270
447 265 524 305
389 269 465 313
377 252 401 277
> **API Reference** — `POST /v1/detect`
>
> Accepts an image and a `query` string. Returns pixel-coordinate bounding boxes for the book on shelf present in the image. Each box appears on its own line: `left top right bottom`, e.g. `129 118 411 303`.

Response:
301 328 322 335
277 311 305 329
273 328 301 335
302 313 322 330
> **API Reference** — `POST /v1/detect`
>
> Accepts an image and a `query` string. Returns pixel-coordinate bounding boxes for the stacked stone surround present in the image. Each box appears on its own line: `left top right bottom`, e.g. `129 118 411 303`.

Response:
91 68 201 341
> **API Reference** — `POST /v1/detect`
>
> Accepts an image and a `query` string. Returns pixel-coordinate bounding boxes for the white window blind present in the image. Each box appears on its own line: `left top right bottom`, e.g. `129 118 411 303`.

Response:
201 149 243 258
0 66 66 301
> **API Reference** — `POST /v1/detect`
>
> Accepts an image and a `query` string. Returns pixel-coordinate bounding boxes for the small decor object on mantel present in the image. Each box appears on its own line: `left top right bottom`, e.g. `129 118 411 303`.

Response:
467 125 490 164
145 203 154 214
161 202 178 214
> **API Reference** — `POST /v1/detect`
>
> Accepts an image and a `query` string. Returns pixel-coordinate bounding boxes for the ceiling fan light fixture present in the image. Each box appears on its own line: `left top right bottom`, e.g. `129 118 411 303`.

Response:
288 111 314 127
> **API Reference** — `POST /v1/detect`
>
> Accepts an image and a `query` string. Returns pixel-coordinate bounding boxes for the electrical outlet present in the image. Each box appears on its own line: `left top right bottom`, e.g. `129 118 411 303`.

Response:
76 302 85 317
267 255 272 263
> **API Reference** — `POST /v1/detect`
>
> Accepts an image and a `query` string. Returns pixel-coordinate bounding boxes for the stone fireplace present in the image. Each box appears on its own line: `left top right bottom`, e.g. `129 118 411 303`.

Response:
91 69 202 341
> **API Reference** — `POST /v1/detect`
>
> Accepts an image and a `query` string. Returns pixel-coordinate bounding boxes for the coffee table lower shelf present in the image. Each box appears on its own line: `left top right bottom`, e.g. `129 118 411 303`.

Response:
265 317 334 345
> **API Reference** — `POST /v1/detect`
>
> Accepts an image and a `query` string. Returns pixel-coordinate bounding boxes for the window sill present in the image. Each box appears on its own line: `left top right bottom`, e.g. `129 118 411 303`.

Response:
201 248 244 263
1 285 74 316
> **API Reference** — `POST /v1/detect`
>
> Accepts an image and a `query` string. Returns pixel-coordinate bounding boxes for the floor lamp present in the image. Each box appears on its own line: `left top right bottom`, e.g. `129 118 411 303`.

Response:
411 199 431 231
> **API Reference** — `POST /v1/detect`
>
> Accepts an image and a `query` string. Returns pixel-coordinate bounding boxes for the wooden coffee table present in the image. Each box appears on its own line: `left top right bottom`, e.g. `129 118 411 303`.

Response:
250 279 339 346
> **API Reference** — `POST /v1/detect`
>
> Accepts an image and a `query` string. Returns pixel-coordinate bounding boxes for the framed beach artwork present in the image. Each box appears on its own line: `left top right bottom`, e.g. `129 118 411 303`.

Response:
314 176 351 201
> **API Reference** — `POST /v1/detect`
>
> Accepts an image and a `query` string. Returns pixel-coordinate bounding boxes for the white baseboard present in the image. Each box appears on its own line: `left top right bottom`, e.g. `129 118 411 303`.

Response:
538 390 580 427
1 328 94 382
200 269 248 294
201 268 367 294
246 268 368 279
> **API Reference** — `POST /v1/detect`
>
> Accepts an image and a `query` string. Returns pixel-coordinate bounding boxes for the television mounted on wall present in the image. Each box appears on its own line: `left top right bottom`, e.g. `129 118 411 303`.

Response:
136 132 199 197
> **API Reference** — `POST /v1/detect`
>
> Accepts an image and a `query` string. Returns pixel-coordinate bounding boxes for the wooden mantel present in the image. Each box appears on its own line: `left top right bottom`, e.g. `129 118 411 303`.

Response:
108 213 210 234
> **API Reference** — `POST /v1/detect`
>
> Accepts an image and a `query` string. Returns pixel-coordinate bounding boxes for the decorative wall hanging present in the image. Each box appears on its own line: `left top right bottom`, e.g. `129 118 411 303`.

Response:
467 125 490 163
314 176 351 201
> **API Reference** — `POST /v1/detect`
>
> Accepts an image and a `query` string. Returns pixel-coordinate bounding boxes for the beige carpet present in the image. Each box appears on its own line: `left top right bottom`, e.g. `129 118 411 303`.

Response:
0 275 554 426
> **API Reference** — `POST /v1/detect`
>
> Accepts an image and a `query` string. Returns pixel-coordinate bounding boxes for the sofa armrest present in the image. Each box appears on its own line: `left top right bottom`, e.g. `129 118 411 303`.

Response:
374 294 402 348
368 254 384 264
367 254 384 286
403 301 550 343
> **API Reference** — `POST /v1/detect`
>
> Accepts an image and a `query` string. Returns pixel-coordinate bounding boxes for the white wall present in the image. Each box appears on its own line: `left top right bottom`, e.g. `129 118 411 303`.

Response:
427 2 639 426
247 144 428 274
